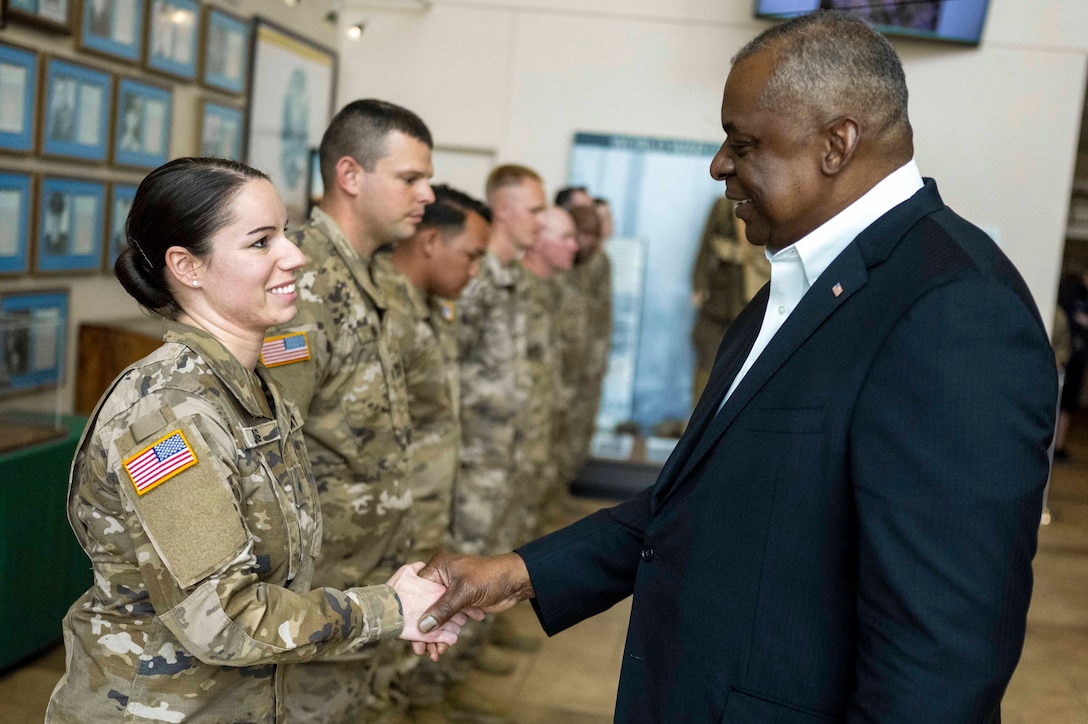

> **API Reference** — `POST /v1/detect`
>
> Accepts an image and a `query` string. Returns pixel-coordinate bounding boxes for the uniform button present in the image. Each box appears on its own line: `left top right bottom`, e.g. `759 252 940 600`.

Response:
641 547 654 562
778 305 786 314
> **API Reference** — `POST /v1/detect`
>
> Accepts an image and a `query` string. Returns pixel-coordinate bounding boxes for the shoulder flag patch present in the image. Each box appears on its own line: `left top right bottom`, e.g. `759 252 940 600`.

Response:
124 430 197 496
261 332 311 367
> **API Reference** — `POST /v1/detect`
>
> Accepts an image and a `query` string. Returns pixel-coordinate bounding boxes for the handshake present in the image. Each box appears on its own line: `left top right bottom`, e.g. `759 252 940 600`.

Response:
386 552 535 661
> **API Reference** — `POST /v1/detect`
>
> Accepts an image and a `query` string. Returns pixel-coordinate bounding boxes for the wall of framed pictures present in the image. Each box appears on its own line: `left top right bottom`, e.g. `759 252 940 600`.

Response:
0 0 340 415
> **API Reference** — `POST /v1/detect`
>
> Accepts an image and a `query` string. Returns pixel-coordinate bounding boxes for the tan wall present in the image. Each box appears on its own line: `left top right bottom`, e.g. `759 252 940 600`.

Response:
0 0 337 414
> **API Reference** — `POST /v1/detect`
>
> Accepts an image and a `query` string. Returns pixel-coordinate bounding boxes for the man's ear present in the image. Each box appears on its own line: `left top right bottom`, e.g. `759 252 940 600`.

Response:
336 156 363 196
419 228 440 258
823 116 860 175
164 246 200 287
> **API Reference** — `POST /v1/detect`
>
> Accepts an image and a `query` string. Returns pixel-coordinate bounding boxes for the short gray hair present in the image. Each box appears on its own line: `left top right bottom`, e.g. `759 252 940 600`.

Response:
734 10 910 140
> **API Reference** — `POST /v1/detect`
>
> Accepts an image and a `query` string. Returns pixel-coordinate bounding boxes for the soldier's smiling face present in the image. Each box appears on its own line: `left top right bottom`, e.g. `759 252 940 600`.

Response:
187 179 306 338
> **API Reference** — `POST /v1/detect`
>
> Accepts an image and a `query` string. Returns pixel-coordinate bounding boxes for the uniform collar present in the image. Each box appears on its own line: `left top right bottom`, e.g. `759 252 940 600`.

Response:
306 206 389 310
161 319 272 419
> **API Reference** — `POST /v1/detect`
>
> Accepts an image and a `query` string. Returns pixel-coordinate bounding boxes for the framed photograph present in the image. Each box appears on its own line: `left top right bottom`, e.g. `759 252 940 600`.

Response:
146 0 200 80
112 77 172 169
246 18 337 224
200 6 250 94
40 57 111 162
0 289 68 395
0 43 38 153
0 171 32 275
105 182 137 271
199 100 243 161
77 0 145 62
2 0 72 33
35 176 105 273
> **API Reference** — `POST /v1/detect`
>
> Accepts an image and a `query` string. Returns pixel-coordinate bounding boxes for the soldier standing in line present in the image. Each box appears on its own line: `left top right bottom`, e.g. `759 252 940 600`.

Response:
455 164 546 660
264 99 437 723
567 202 612 477
372 185 492 717
515 206 580 538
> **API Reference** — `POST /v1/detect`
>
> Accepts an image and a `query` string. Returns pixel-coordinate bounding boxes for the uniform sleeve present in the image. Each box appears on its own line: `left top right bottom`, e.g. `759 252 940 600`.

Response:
111 393 405 668
265 266 336 415
848 279 1056 721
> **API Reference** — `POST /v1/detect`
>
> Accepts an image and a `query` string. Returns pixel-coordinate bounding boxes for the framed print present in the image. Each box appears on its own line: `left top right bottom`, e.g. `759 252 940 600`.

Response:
112 77 172 169
105 182 136 271
40 57 111 162
35 176 105 273
146 0 199 80
0 289 68 395
246 19 337 224
0 171 32 275
0 43 38 153
199 100 243 161
78 0 145 62
2 0 72 33
201 6 250 94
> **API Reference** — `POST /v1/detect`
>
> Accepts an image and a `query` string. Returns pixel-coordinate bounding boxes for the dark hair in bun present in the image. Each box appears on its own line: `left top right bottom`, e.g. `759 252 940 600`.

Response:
115 157 270 318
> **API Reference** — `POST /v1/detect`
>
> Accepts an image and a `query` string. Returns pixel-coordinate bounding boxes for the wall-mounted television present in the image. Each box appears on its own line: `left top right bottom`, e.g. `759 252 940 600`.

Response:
754 1 991 46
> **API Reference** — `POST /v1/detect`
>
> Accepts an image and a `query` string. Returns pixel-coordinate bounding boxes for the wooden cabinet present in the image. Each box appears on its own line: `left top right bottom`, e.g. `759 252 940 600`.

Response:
75 317 162 415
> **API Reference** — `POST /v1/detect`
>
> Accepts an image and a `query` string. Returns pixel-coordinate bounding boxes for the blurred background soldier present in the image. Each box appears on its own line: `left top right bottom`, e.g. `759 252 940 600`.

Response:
690 196 769 402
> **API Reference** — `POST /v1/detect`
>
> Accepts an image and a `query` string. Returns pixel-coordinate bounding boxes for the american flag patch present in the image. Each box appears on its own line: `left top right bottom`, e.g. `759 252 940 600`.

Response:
261 332 311 367
123 431 197 495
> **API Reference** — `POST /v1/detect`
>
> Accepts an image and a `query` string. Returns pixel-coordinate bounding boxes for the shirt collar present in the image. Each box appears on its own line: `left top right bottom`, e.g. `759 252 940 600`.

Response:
774 159 924 288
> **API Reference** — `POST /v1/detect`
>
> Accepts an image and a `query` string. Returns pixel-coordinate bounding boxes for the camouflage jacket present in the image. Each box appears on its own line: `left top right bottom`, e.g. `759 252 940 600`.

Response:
265 208 414 595
518 270 562 505
46 322 403 724
372 253 460 559
453 251 530 548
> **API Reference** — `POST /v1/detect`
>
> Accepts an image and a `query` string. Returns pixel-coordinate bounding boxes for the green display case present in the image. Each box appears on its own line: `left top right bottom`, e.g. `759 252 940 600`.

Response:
0 413 90 672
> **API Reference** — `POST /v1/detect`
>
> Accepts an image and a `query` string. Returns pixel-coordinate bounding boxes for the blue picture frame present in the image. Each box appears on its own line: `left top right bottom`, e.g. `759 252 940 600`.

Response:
0 43 39 153
78 0 146 62
4 0 73 34
41 57 111 162
105 182 138 271
199 100 244 161
112 77 173 169
0 289 68 394
201 6 250 94
35 177 106 273
146 0 200 80
0 171 32 275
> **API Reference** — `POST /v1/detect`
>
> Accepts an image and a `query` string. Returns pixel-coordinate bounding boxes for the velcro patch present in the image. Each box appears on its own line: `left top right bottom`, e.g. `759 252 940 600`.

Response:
123 430 197 495
261 331 311 367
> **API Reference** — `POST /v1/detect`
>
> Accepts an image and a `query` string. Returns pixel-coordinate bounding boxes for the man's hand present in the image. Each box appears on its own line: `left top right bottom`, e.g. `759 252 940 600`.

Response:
387 562 482 661
417 552 535 634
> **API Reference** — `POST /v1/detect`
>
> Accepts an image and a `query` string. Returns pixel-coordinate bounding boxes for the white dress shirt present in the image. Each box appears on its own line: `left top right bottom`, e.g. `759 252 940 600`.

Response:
718 160 925 409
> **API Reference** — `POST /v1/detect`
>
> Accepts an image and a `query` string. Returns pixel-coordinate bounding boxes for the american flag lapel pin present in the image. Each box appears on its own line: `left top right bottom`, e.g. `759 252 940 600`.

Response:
832 283 843 298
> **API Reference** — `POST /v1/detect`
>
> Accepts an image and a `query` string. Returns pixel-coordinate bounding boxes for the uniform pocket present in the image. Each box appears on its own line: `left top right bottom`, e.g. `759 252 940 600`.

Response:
722 688 843 723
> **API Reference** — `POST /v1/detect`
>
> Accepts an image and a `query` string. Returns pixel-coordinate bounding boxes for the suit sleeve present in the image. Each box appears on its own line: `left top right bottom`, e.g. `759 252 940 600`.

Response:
516 484 652 635
848 278 1056 722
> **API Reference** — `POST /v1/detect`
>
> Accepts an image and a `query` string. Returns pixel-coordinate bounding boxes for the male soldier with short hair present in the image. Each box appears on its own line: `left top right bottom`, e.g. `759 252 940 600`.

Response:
266 98 435 723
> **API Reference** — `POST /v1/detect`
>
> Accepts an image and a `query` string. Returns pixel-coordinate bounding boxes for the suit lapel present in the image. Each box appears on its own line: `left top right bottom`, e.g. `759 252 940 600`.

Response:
652 179 947 510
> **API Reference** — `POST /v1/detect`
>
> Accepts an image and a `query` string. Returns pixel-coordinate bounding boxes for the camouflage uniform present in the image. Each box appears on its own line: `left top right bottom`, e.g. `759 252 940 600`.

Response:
454 251 529 554
372 252 464 707
497 270 561 544
46 322 404 724
568 250 612 473
553 270 590 487
371 252 460 562
265 208 415 722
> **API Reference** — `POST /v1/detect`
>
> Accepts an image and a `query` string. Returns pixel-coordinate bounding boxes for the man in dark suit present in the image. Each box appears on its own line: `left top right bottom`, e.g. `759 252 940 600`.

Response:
417 11 1057 722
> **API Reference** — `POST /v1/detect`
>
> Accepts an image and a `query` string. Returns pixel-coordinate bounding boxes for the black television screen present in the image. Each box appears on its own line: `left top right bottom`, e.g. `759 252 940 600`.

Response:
754 1 991 45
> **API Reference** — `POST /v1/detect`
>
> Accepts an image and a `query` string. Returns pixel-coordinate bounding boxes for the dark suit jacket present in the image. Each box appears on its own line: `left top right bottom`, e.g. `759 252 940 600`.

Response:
518 180 1057 723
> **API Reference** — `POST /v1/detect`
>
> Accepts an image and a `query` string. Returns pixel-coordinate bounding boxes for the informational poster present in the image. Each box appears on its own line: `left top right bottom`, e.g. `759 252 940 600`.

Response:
568 132 725 433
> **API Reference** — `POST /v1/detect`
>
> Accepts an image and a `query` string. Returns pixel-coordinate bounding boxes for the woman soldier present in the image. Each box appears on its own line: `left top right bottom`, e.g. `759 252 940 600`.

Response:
47 158 473 723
